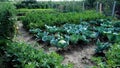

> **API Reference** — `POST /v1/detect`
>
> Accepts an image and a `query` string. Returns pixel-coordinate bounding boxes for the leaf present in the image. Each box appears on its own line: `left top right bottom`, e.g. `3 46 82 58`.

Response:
50 38 58 46
80 35 89 43
70 34 80 44
95 42 111 54
29 28 42 34
42 35 54 42
57 40 68 48
96 39 101 46
90 32 99 38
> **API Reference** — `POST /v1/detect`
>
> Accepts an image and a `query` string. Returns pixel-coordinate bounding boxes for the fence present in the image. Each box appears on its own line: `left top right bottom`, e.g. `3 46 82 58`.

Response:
16 0 117 17
45 0 117 17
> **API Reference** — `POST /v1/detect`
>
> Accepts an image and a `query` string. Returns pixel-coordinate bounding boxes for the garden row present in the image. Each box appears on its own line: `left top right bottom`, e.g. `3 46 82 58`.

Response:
4 42 72 68
17 8 55 16
22 10 105 29
0 3 72 68
29 19 120 49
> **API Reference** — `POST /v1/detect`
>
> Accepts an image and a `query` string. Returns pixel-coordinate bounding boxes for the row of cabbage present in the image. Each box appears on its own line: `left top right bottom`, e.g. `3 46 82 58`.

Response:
29 19 120 49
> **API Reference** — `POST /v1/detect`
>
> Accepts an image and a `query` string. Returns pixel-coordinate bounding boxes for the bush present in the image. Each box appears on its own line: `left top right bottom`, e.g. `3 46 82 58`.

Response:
0 2 16 43
0 3 16 67
4 42 73 68
22 10 105 29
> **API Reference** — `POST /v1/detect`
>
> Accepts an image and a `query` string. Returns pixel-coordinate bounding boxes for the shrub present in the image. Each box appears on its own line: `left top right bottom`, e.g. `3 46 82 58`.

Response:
4 42 73 68
0 3 16 67
0 2 16 43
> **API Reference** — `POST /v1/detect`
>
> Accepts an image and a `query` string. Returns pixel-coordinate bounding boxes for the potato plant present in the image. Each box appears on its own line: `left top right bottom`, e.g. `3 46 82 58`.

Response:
22 10 105 29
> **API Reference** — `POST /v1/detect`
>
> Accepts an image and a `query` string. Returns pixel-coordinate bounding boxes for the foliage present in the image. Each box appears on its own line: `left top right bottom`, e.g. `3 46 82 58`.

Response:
17 8 55 16
92 43 120 68
15 1 83 12
23 10 105 29
3 42 73 68
29 19 120 49
0 0 8 2
113 21 120 27
15 0 37 9
95 39 111 54
0 2 16 44
84 0 96 9
106 43 120 67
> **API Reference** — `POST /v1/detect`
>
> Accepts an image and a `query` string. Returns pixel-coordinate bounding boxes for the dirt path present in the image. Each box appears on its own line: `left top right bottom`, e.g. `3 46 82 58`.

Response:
13 21 41 48
61 45 96 68
15 21 96 68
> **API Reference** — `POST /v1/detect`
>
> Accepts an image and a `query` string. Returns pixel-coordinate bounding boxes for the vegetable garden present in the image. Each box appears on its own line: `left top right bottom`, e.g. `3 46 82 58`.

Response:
0 0 120 68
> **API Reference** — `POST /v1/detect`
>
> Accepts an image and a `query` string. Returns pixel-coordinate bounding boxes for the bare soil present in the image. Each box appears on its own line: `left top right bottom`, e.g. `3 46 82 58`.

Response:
61 45 96 68
15 21 96 68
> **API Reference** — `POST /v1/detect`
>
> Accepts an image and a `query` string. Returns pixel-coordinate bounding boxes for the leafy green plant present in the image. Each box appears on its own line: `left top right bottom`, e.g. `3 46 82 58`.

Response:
57 39 69 48
29 19 120 49
0 2 16 46
105 32 120 43
70 34 80 44
105 43 120 67
17 8 55 16
114 21 120 27
0 2 16 40
95 39 111 54
93 43 120 68
4 42 73 68
22 10 105 29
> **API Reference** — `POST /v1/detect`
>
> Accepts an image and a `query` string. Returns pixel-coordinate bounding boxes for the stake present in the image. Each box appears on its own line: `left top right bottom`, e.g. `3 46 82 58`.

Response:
112 1 116 17
82 0 85 11
100 3 102 14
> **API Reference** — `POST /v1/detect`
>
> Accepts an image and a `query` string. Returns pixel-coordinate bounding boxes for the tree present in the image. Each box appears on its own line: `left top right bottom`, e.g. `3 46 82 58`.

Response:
115 0 120 17
0 0 8 2
84 0 96 9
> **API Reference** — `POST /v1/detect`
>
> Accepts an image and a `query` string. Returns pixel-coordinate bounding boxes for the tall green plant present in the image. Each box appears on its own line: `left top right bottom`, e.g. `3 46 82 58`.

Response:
23 10 105 29
0 2 16 42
